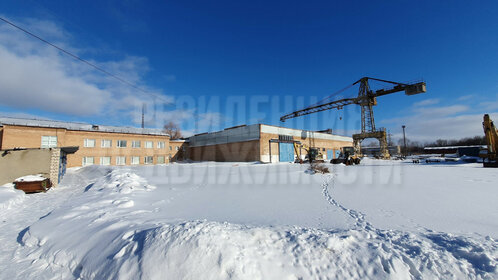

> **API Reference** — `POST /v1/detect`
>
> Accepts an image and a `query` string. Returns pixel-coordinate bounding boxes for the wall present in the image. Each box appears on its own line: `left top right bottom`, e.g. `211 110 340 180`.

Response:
0 148 52 185
187 124 353 163
63 130 169 167
259 125 353 163
169 140 188 162
1 125 170 167
189 140 260 162
188 125 260 147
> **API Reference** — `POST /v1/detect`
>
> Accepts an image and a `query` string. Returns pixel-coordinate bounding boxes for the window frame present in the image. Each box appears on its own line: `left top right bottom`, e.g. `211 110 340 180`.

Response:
100 156 111 166
117 140 127 148
101 139 112 148
132 140 141 148
131 156 140 165
84 138 96 148
82 156 94 166
116 156 126 165
41 135 57 148
144 156 153 164
144 141 153 149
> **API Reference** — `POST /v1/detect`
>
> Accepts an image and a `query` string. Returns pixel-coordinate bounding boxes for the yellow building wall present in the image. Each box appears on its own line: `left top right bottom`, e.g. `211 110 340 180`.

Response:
259 132 352 162
0 125 170 167
168 141 189 161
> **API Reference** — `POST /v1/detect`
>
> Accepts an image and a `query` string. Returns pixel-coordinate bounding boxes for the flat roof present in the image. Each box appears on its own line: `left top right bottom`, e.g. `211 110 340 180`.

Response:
424 145 484 150
0 117 168 136
189 123 352 147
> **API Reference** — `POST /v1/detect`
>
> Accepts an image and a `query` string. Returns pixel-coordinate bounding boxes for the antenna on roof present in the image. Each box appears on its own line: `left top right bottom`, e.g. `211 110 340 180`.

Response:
141 103 146 128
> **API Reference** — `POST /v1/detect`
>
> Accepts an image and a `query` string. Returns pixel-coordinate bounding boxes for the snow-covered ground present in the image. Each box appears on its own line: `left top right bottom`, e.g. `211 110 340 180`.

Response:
0 159 496 279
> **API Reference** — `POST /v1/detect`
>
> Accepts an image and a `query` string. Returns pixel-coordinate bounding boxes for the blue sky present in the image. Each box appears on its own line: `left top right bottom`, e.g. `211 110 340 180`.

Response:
0 0 497 141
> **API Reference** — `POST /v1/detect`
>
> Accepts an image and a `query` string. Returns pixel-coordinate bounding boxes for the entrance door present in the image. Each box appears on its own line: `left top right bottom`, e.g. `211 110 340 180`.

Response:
279 143 294 162
327 150 334 160
335 150 341 158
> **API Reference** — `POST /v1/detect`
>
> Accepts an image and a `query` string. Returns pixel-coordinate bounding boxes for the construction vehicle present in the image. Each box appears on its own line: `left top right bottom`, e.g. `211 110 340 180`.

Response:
293 142 324 163
331 147 361 165
480 114 498 167
281 77 426 159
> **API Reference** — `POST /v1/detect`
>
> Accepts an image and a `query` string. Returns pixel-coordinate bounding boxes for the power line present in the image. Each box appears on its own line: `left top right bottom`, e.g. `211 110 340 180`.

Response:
0 16 166 102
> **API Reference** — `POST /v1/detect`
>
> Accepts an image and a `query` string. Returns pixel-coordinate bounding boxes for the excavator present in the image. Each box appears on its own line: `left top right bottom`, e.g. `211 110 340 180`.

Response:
480 114 498 167
293 142 324 163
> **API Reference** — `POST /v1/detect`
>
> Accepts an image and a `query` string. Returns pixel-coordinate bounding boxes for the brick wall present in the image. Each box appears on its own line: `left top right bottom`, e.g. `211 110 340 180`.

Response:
189 140 260 162
1 125 170 167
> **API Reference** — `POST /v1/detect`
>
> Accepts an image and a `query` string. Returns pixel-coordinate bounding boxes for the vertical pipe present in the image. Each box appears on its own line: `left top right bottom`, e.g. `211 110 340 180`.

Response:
402 125 407 156
269 140 272 163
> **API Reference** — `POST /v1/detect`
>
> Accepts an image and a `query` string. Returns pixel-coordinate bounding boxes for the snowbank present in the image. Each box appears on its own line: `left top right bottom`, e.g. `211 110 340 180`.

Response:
0 183 25 209
9 163 496 279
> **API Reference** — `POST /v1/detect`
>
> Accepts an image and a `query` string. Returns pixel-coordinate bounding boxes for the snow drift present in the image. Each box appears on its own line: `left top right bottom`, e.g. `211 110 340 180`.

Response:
8 162 496 279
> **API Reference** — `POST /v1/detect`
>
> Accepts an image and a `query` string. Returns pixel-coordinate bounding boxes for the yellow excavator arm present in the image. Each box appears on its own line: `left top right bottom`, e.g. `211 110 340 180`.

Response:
481 114 498 167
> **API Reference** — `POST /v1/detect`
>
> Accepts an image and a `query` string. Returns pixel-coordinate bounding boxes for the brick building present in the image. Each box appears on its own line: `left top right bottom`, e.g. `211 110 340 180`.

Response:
0 117 171 167
188 124 353 162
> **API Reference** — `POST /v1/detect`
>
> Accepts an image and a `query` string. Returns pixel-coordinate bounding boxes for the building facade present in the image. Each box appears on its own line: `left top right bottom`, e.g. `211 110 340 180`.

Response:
169 139 189 162
0 118 170 168
188 124 353 162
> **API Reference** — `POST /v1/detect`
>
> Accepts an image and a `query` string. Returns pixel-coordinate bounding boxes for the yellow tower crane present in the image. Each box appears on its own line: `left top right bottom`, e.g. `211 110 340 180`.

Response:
281 77 426 159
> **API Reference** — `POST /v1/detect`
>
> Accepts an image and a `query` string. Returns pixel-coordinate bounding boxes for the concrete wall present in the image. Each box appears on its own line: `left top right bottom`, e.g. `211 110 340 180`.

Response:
0 148 53 185
1 125 170 167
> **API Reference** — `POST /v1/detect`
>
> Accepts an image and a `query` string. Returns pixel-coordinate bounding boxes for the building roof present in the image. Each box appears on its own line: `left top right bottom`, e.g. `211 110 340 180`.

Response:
189 123 353 147
0 117 168 136
424 145 485 150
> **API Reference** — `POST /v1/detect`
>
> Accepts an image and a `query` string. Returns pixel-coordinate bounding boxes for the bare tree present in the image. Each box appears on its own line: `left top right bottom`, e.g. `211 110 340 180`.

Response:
163 121 182 139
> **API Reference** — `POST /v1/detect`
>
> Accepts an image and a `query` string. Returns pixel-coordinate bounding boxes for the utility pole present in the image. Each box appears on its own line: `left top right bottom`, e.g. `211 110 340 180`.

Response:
141 103 146 128
402 125 407 156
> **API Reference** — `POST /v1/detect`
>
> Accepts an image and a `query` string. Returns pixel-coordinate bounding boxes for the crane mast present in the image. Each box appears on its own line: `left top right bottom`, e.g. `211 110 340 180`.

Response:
280 77 426 158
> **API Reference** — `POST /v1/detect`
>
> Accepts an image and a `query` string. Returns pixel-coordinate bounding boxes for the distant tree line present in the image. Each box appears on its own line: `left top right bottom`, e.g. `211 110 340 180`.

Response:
397 135 486 154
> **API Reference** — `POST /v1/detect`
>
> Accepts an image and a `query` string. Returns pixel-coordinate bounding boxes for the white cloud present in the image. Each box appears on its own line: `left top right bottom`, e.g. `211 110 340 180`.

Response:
390 113 498 142
412 105 469 117
0 16 171 119
381 99 497 142
413 98 440 107
457 94 474 101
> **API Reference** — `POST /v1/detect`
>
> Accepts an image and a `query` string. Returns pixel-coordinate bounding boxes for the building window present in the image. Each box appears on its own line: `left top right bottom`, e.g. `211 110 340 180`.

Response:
101 139 112 148
116 156 126 165
117 140 127 148
145 141 153 148
131 156 140 165
41 136 57 148
82 156 94 166
169 146 172 151
278 135 293 142
84 139 96 148
157 141 165 149
132 140 141 148
144 156 153 164
100 156 111 166
157 156 165 164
